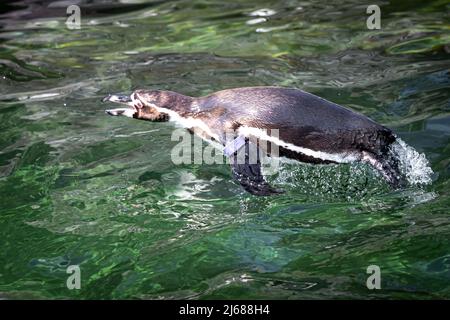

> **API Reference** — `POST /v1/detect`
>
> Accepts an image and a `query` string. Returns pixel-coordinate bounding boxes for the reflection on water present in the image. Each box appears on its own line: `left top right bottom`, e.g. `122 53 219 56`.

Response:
0 0 449 299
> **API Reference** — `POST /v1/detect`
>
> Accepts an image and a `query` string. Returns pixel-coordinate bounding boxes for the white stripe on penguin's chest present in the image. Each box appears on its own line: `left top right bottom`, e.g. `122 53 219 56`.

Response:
151 105 221 142
238 126 359 163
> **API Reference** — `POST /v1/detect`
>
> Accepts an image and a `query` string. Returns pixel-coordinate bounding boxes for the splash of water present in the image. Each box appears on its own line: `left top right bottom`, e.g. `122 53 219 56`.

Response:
262 136 433 198
389 138 433 185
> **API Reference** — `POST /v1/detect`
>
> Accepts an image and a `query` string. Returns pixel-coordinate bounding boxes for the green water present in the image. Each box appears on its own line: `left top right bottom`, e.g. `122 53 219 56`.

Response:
0 0 449 299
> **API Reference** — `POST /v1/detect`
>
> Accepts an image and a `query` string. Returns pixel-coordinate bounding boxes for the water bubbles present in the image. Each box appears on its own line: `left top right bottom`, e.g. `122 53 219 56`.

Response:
390 138 434 185
265 159 385 202
261 136 434 203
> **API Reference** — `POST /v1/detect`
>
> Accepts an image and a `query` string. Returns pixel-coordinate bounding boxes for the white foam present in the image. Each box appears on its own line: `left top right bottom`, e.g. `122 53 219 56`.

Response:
389 138 433 185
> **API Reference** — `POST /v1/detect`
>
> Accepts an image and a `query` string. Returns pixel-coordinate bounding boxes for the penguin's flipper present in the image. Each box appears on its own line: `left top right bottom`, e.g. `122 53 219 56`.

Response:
228 139 283 196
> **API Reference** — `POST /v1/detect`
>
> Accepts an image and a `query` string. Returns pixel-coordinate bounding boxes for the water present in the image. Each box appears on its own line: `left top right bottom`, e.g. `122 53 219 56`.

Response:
0 0 449 299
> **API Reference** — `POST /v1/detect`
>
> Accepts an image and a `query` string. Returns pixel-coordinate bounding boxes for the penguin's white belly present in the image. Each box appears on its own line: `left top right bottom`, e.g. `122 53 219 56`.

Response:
237 126 360 164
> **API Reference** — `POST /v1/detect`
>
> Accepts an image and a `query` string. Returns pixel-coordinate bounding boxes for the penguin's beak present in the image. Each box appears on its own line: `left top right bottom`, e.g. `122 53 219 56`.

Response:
103 94 136 118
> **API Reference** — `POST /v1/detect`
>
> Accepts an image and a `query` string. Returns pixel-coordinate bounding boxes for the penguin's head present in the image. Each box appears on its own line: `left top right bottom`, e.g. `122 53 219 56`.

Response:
103 90 170 122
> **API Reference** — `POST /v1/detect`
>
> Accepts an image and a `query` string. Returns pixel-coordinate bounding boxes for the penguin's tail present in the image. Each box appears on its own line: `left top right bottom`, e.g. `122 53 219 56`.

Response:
361 129 407 189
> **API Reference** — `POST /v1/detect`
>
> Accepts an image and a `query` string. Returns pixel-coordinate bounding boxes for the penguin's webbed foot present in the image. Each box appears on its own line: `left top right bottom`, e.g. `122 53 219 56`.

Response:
229 139 283 196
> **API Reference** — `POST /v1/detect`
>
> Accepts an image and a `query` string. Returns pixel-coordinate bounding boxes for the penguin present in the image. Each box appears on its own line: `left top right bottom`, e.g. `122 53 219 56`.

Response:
103 87 403 196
